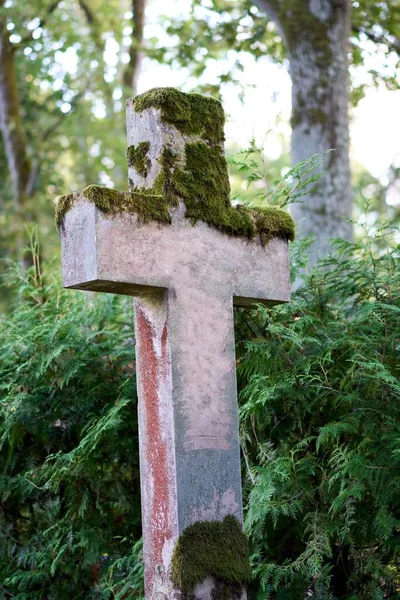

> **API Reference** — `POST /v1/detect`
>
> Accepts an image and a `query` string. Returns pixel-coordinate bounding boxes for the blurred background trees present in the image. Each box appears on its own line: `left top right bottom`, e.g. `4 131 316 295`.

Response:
0 0 147 303
1 0 399 279
159 0 400 261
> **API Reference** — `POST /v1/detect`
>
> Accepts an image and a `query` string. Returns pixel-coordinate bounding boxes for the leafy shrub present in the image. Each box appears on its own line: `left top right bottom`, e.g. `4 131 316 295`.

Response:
236 220 400 599
0 243 143 599
1 213 399 599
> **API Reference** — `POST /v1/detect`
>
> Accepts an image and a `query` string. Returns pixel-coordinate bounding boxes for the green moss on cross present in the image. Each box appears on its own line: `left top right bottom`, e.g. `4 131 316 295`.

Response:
133 87 225 145
126 141 151 178
55 185 170 230
171 140 294 243
170 515 252 596
56 87 295 244
56 147 294 243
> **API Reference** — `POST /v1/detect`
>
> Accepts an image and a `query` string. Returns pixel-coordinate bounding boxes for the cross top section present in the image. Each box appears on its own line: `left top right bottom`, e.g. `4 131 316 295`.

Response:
126 88 229 209
57 88 294 247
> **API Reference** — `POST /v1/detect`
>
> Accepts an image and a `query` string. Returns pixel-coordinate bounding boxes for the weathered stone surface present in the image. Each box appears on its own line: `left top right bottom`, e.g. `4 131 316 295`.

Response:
61 201 289 598
126 100 187 190
59 88 291 600
61 201 290 306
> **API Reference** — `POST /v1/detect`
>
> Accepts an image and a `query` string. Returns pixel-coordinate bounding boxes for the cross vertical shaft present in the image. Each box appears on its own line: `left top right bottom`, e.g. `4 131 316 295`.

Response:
134 287 243 598
58 87 292 600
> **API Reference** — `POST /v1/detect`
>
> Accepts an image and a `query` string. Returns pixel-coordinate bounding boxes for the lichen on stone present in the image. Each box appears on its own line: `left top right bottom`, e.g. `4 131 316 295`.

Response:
55 184 170 230
170 515 252 595
151 146 180 207
126 141 151 177
132 87 225 145
56 192 74 229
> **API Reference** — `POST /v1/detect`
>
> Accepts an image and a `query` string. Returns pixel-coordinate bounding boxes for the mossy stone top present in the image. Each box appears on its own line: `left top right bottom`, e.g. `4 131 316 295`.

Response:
132 87 225 145
56 87 295 245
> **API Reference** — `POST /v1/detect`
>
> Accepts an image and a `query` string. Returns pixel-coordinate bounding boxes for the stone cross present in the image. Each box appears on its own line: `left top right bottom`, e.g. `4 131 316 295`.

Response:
58 88 292 600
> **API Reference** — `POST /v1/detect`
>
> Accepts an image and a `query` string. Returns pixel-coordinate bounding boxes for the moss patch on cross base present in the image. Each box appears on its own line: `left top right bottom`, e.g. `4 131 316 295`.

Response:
126 141 151 178
133 87 225 145
55 184 170 230
170 515 252 595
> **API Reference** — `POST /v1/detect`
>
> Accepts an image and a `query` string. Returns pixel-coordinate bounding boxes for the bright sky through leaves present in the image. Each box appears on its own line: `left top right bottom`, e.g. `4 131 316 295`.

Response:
138 0 400 191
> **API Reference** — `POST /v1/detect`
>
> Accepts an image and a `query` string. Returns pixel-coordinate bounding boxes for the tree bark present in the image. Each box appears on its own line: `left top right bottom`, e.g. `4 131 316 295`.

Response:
254 0 352 264
0 19 32 208
123 0 146 95
0 0 63 210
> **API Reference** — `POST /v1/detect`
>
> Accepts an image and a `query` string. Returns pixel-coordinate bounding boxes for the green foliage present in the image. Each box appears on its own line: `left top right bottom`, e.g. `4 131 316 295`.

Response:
352 164 400 232
4 213 399 599
0 239 144 599
170 515 252 594
235 217 400 599
152 0 286 95
158 0 400 102
4 140 400 600
0 0 132 301
228 138 329 209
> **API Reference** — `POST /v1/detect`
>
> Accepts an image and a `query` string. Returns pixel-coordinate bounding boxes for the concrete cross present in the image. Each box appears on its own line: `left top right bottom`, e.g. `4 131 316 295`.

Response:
58 88 292 600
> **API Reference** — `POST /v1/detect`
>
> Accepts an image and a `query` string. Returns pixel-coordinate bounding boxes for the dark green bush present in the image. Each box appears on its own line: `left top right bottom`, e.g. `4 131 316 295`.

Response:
236 221 400 599
1 216 399 599
0 247 143 599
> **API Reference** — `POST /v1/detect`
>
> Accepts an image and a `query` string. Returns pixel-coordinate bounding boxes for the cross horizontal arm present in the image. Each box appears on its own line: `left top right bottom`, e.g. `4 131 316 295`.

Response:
61 199 290 307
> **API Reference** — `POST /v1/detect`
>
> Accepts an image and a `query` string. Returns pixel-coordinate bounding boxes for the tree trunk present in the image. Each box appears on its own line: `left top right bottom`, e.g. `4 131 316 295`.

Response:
0 19 32 208
0 0 62 210
123 0 146 95
255 0 352 264
0 14 37 266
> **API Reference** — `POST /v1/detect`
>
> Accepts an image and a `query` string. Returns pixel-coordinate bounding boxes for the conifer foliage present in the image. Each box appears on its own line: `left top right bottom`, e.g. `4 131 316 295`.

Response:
236 219 400 599
0 238 143 599
0 218 399 598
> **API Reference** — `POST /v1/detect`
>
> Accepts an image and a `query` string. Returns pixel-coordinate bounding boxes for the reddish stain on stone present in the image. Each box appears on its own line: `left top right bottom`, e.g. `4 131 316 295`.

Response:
136 305 173 595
